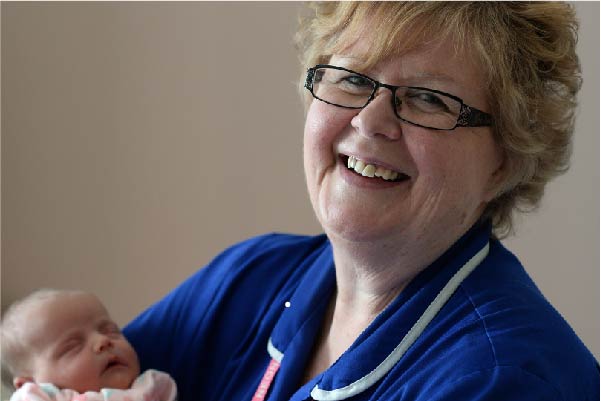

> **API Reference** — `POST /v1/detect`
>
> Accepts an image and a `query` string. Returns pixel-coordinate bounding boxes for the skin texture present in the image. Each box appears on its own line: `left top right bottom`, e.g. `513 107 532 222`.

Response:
14 293 140 392
301 36 505 381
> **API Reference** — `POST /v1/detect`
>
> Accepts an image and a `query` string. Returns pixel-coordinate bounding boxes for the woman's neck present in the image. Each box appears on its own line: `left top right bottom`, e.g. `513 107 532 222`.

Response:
301 234 438 385
300 217 483 385
330 233 436 306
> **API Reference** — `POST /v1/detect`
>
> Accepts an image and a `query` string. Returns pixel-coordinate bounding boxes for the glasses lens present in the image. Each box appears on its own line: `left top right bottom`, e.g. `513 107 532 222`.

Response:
395 87 461 130
311 67 374 108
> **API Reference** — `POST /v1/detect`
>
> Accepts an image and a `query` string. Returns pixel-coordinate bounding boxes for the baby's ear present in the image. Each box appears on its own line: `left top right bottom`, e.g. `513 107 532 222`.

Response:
13 376 34 389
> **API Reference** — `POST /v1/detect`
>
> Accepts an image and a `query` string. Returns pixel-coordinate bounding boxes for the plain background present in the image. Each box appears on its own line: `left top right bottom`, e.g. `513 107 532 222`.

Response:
1 2 598 380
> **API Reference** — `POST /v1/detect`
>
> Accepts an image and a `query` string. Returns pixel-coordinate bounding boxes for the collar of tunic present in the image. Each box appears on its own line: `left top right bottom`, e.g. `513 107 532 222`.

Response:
266 221 491 401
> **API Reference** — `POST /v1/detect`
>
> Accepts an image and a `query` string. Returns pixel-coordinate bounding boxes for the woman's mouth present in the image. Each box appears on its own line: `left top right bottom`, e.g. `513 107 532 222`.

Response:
342 155 410 182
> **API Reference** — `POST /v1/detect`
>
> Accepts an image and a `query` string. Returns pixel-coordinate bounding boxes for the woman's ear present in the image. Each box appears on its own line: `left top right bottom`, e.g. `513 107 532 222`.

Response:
13 376 34 389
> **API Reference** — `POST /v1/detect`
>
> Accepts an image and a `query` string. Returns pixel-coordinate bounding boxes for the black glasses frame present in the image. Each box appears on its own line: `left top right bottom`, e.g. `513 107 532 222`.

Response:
304 64 493 131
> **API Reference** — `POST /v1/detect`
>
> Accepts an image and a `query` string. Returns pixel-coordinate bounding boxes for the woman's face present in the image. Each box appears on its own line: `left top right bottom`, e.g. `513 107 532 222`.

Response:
303 37 504 252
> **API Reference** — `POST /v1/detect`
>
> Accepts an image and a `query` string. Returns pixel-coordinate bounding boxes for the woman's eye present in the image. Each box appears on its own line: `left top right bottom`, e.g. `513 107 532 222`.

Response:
406 90 450 112
341 74 372 88
416 93 445 106
313 69 325 83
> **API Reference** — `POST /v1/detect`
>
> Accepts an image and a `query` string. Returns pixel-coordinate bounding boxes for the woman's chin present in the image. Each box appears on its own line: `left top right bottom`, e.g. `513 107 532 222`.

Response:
319 210 402 244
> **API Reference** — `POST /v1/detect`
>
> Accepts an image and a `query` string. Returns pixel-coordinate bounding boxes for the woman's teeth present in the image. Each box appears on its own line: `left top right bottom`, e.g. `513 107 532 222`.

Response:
347 156 399 181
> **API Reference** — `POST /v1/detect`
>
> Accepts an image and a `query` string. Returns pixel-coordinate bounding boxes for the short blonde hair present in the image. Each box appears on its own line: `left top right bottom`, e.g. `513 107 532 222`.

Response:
295 2 581 237
1 289 89 384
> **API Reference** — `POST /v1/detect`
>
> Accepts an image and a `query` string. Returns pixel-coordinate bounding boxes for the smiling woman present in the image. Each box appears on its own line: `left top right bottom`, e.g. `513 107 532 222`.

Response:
120 2 597 401
303 38 504 255
1 2 599 401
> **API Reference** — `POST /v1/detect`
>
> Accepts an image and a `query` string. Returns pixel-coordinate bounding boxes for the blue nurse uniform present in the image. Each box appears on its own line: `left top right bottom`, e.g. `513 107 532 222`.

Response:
124 222 599 400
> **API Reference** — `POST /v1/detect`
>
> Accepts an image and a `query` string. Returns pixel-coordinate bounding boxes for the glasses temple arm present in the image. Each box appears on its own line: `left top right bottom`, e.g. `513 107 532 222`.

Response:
457 104 493 127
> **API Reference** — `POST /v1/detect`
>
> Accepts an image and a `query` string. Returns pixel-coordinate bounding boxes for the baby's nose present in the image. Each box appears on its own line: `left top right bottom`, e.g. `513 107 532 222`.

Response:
93 334 113 353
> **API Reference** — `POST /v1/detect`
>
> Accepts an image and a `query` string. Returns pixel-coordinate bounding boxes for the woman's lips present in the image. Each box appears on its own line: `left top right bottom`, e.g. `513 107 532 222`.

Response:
341 155 410 182
337 159 410 190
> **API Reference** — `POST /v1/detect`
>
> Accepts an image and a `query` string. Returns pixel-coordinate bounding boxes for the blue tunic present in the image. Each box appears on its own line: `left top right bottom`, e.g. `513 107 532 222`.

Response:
124 223 599 400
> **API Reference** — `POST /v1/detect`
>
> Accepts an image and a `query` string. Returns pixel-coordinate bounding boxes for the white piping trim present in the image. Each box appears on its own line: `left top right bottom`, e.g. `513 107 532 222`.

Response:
311 242 490 401
267 337 284 363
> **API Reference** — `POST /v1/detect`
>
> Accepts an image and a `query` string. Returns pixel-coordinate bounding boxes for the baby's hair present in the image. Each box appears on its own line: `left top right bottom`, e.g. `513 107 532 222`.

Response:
1 288 89 387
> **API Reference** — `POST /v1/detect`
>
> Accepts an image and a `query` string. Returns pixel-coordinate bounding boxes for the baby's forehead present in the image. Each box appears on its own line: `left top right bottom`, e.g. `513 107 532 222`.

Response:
22 292 110 345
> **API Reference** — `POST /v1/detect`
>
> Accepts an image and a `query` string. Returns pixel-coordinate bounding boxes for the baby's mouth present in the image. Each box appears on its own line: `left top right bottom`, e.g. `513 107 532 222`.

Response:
342 155 410 182
103 356 127 372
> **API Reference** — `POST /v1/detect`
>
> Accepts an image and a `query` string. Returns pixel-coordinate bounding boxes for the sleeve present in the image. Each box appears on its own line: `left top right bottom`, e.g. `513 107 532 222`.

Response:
122 233 325 400
122 234 284 385
415 366 562 401
122 240 240 372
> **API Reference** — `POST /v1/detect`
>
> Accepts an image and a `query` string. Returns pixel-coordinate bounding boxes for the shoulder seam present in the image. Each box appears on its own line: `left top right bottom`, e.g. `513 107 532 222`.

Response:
459 284 499 366
458 285 565 400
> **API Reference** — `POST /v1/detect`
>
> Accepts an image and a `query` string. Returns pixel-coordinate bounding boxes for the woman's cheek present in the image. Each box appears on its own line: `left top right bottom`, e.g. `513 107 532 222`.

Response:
304 106 336 170
306 101 354 139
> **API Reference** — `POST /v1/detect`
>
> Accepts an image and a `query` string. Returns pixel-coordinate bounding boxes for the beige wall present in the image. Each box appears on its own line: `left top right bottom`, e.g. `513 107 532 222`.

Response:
2 0 598 364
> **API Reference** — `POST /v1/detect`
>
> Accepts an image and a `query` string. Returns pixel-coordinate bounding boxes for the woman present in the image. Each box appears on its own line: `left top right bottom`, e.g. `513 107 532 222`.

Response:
124 3 599 401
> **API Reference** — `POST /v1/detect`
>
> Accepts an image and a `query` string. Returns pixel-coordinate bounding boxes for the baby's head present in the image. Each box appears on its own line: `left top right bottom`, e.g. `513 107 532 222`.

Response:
1 289 140 392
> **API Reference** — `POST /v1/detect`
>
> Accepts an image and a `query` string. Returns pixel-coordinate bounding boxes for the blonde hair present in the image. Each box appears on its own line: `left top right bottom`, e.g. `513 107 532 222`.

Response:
1 289 89 384
295 2 581 237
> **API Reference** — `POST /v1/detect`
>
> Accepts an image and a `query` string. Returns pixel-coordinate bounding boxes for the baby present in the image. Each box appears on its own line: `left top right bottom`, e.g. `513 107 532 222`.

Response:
1 289 176 401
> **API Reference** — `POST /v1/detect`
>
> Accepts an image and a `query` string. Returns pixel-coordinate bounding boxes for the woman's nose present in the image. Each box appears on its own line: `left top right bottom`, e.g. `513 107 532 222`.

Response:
93 334 113 353
350 89 402 140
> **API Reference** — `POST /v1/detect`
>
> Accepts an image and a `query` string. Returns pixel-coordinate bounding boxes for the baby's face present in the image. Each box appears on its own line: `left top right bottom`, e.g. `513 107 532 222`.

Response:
23 293 140 392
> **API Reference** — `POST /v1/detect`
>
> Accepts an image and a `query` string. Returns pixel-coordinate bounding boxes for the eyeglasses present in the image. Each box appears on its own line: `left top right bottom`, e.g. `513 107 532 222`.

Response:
304 64 493 131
